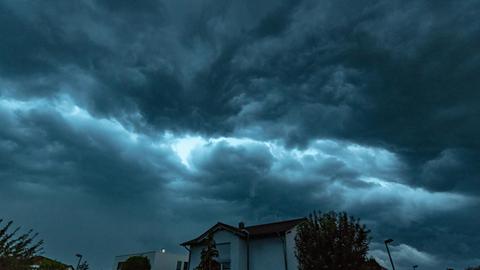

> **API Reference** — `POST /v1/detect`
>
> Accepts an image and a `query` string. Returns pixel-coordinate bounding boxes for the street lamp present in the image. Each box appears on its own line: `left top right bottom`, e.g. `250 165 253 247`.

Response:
75 254 83 270
384 239 396 270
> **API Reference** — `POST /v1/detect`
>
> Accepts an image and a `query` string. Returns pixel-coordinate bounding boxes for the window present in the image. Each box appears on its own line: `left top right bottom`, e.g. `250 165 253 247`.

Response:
183 262 188 270
216 243 231 261
176 261 182 270
216 243 231 270
220 262 231 270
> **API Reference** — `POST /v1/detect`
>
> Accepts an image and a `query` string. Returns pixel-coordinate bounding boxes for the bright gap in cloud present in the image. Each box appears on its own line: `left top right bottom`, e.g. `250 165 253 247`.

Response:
170 136 267 168
171 136 207 167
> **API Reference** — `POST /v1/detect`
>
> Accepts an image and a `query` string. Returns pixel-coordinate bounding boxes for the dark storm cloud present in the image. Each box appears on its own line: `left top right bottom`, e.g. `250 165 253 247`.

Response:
2 0 478 166
223 0 480 155
0 100 183 200
193 139 467 216
0 1 109 79
420 148 480 193
1 0 480 269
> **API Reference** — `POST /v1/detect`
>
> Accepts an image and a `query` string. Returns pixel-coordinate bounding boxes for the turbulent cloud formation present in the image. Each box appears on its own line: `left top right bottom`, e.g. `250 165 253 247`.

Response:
1 0 479 269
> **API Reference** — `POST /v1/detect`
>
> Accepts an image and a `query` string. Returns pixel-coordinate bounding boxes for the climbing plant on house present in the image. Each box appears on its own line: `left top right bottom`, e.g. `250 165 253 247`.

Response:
195 234 221 270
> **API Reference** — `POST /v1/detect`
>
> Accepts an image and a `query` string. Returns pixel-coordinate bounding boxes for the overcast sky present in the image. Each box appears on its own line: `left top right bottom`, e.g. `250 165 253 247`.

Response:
1 0 479 269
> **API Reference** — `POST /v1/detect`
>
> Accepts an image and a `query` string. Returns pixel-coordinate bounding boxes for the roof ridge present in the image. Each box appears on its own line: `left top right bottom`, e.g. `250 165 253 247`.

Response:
244 217 306 228
180 222 245 246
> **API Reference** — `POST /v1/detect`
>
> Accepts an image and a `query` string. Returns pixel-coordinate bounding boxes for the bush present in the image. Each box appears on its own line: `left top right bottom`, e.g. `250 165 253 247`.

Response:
121 256 151 270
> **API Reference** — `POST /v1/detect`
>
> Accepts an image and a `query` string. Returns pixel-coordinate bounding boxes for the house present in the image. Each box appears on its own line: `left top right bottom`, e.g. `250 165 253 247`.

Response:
180 218 306 270
112 250 188 270
31 256 74 270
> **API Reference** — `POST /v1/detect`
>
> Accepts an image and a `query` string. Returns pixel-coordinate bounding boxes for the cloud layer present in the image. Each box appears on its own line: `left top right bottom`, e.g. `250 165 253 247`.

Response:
1 0 479 269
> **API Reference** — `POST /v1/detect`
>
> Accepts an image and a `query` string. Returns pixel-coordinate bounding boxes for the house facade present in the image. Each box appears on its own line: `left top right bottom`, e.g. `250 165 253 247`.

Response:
112 250 188 270
181 218 306 270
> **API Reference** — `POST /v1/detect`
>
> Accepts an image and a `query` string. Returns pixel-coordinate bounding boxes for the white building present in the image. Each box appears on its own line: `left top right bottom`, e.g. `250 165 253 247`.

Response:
113 250 188 270
180 218 306 270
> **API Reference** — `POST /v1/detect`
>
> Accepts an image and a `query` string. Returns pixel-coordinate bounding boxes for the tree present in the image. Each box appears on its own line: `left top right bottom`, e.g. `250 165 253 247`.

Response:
0 219 44 270
195 234 220 270
363 258 386 270
121 256 151 270
295 211 381 270
78 260 89 270
466 267 480 270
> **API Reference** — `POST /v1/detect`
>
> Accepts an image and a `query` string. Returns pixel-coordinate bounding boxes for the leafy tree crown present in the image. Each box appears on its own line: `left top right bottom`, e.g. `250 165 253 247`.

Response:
295 211 383 270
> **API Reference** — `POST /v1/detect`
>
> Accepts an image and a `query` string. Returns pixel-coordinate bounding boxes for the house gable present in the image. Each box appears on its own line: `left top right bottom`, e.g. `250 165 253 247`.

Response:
181 222 246 247
181 218 306 270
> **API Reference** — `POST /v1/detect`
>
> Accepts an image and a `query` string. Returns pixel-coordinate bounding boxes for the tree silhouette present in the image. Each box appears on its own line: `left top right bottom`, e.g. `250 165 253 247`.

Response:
363 258 385 270
295 211 382 270
195 234 220 270
121 256 151 270
0 219 44 270
78 260 90 270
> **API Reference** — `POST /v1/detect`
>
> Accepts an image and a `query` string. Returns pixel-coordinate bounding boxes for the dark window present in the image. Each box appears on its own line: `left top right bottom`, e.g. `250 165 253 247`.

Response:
183 262 188 270
176 261 182 270
221 262 231 270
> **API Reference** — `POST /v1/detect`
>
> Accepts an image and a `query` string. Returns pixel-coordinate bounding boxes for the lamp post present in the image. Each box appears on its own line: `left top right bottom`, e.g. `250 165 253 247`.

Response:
75 254 83 270
384 239 396 270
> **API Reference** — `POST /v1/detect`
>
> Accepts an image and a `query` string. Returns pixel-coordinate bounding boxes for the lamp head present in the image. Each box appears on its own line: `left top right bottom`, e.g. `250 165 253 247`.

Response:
76 254 82 258
384 239 394 244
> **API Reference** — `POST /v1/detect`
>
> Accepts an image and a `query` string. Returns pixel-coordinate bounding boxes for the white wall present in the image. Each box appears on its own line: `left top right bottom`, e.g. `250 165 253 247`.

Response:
237 236 247 270
188 244 202 270
285 227 299 270
154 252 189 270
249 237 285 270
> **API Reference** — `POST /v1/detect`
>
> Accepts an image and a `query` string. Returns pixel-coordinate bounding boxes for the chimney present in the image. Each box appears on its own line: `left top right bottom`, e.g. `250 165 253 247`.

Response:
238 222 245 229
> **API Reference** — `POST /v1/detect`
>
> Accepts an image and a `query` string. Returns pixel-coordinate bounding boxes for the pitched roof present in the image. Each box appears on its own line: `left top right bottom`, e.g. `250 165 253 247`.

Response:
244 218 307 237
180 218 306 246
180 222 244 246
